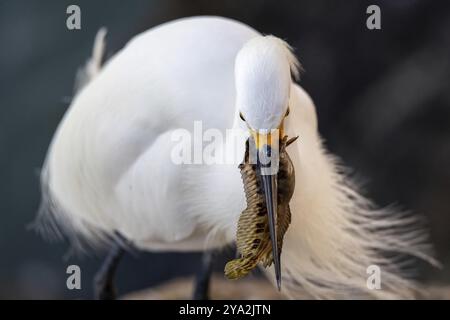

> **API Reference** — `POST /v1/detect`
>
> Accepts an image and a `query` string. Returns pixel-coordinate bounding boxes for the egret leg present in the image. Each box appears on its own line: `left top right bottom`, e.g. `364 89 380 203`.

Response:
94 242 125 300
192 250 215 300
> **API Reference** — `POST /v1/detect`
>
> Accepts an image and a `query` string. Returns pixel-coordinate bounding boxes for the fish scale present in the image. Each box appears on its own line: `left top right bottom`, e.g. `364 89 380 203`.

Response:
225 135 297 279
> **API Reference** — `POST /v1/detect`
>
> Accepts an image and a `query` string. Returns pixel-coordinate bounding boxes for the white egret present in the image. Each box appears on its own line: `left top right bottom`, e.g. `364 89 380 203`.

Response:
36 16 436 299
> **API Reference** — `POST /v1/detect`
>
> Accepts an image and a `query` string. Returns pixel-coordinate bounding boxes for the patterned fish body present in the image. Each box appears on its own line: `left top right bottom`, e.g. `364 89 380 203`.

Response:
225 136 297 279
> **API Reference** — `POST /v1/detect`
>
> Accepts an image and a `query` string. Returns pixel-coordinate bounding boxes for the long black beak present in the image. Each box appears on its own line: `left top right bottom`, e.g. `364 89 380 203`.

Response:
257 145 281 290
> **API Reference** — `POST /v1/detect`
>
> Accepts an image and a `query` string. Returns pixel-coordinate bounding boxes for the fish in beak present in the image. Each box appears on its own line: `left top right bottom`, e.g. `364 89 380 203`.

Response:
224 130 297 291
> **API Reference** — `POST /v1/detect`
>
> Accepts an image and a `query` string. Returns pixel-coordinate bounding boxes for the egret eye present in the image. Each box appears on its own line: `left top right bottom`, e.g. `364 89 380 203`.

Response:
239 112 246 121
285 107 290 117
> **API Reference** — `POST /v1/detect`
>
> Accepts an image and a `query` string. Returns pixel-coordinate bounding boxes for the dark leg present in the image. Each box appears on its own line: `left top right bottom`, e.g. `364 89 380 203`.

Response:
192 250 215 300
94 242 125 300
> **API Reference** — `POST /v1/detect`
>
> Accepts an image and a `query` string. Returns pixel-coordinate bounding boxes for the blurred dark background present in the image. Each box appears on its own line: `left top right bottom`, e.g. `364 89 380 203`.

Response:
0 0 449 299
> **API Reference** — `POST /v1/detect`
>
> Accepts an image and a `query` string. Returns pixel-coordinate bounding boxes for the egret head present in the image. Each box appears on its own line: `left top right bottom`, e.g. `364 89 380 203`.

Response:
235 35 299 131
235 35 300 289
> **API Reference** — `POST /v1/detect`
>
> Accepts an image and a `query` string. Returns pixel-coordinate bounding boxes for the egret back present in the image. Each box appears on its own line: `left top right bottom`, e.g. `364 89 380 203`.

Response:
38 17 258 249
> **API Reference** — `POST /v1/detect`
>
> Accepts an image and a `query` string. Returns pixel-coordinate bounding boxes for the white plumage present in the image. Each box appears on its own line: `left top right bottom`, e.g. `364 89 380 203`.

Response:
37 16 436 299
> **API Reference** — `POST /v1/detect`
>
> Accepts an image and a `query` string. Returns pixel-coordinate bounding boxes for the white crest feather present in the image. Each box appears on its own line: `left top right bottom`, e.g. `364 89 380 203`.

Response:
74 27 108 93
265 35 302 80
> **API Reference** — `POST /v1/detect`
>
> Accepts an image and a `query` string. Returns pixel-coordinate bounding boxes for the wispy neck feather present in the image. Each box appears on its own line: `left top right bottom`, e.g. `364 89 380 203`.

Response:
264 123 439 299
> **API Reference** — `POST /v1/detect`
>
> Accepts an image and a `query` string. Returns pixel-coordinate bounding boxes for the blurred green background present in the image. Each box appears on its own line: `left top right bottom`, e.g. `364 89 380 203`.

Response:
0 0 449 299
